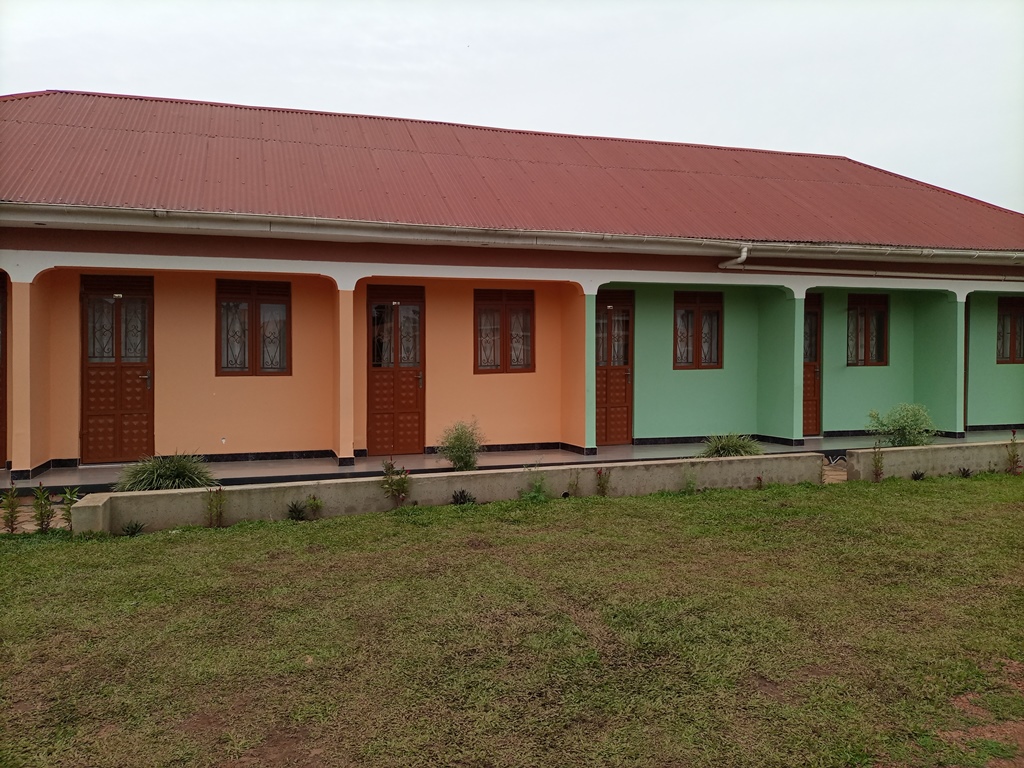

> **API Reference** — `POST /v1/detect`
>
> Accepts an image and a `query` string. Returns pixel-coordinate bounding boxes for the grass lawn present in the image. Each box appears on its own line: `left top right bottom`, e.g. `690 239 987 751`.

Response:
1 475 1023 767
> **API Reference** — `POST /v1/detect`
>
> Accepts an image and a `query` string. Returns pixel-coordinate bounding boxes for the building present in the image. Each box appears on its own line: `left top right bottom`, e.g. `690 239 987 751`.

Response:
1 90 1023 480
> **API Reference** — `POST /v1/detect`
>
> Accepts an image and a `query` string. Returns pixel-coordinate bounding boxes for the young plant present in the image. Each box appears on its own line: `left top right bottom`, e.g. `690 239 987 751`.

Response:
911 470 926 481
306 494 324 518
518 472 550 504
380 459 411 506
437 419 485 472
566 468 581 497
286 499 307 521
958 467 974 479
205 487 226 527
121 520 146 537
1006 429 1022 475
60 486 80 532
114 452 217 492
2 484 21 534
871 441 885 483
697 433 763 457
681 471 698 496
595 467 611 497
451 489 477 505
866 403 936 447
32 484 56 534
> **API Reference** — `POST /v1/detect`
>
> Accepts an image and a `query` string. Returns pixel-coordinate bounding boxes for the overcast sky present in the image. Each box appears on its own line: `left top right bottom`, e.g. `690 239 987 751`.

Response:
2 0 1022 213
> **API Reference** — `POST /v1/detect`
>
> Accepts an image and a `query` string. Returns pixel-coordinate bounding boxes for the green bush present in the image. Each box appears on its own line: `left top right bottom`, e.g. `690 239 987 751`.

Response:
113 453 217 492
437 419 484 472
867 403 936 447
697 433 763 458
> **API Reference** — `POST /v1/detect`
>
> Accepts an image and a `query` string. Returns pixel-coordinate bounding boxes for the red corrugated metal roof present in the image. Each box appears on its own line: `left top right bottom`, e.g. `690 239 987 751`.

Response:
1 90 1022 250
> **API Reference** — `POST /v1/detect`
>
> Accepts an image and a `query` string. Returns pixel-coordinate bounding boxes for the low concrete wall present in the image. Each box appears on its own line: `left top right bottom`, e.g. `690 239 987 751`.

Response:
847 440 1015 481
72 453 824 534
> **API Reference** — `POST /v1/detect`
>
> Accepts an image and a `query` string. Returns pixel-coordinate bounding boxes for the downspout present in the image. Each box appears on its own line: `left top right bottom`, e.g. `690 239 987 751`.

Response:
719 245 749 269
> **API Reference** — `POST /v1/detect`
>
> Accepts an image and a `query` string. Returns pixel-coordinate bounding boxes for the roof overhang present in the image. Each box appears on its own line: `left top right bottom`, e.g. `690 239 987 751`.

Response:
2 202 1022 266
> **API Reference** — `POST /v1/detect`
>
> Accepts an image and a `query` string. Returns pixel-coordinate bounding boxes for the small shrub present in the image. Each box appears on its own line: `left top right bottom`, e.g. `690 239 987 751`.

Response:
286 499 307 521
32 484 56 534
867 403 936 447
566 468 581 497
206 487 226 527
755 474 765 490
697 433 763 458
681 472 698 496
518 475 550 504
1006 429 1022 475
306 495 324 517
381 459 410 505
871 441 885 483
60 487 80 532
2 485 21 534
121 520 146 537
437 419 485 472
595 467 611 496
451 489 477 505
911 470 926 481
958 467 974 479
114 453 217 492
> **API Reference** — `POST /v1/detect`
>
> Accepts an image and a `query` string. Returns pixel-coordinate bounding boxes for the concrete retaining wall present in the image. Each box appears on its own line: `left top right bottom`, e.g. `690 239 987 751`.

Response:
847 440 1016 481
72 453 824 534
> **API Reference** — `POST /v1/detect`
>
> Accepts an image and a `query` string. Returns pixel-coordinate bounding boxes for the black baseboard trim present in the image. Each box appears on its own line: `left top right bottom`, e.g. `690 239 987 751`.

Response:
338 457 355 467
967 424 1024 433
201 449 337 464
937 431 966 439
425 441 589 455
354 449 368 458
11 457 81 482
753 434 805 447
823 429 871 438
633 435 804 447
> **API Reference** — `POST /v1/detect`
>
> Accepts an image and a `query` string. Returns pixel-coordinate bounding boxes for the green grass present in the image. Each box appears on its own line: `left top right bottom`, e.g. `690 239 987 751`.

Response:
1 475 1022 767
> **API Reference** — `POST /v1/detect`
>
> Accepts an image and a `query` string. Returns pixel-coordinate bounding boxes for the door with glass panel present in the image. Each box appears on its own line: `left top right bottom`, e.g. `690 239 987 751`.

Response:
595 291 634 446
803 293 823 436
80 276 155 463
367 286 425 456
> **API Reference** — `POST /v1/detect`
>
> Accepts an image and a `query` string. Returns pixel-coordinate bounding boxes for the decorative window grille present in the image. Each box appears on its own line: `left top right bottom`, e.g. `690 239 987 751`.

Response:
474 289 534 373
997 297 1024 364
847 294 888 366
674 292 723 369
216 280 291 376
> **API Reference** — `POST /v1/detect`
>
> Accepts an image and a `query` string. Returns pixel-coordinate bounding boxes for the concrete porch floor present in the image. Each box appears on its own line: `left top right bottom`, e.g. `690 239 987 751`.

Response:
2 430 1015 495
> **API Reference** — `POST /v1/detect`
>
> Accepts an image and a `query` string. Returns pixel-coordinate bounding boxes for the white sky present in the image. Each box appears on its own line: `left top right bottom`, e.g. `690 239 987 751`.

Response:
2 0 1022 213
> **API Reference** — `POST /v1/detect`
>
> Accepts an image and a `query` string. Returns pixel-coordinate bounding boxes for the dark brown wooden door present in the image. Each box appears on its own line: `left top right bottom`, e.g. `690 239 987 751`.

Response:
802 293 822 436
81 276 155 463
367 286 425 456
595 291 634 445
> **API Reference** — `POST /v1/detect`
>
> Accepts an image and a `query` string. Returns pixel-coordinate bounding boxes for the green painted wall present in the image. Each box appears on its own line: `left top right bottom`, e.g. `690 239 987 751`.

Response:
912 294 964 434
629 284 800 441
756 292 802 440
820 289 916 432
584 294 597 447
967 293 1024 426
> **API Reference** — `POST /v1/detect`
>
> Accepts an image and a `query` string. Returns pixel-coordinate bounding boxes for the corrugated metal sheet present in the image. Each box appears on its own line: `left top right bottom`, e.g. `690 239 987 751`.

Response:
1 90 1022 250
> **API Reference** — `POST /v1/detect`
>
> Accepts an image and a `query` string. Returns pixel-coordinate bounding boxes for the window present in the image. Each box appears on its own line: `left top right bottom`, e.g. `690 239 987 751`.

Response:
674 291 722 369
847 294 888 366
216 280 291 375
474 289 534 373
997 297 1024 364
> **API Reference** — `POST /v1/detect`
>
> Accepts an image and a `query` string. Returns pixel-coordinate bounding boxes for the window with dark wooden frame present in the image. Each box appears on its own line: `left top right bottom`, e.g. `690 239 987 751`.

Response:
674 291 723 369
216 280 291 376
997 297 1024 364
847 294 888 366
474 289 535 373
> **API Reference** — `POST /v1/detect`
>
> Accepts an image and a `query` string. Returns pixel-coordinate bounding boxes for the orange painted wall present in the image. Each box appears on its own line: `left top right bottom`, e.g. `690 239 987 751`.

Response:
559 285 589 449
353 277 581 451
41 270 81 461
154 272 337 455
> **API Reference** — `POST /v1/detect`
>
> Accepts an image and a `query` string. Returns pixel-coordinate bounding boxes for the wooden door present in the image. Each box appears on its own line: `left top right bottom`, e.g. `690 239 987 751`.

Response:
81 276 155 463
595 291 634 445
367 286 425 456
802 293 822 436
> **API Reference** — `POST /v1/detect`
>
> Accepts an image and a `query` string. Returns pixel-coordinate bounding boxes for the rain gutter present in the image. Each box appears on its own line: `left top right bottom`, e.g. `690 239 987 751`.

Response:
2 202 1022 267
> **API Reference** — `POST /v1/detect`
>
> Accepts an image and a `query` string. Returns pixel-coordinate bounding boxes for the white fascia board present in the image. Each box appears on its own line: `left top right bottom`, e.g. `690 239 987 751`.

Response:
2 202 1022 266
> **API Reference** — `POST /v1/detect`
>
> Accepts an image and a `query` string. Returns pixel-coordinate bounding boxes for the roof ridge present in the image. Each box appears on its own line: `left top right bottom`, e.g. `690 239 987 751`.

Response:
0 89 854 163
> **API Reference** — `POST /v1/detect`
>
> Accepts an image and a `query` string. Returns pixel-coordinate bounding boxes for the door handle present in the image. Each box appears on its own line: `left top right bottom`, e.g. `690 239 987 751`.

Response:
417 372 423 389
139 370 152 390
625 368 631 383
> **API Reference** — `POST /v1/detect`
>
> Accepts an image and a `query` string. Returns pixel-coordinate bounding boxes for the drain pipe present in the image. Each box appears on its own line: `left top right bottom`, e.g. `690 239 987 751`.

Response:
719 245 749 269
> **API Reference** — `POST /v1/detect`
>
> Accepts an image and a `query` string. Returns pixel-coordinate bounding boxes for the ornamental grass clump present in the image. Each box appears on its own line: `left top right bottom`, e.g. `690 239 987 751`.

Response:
697 433 763 458
437 419 484 472
113 453 217 492
867 403 936 447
